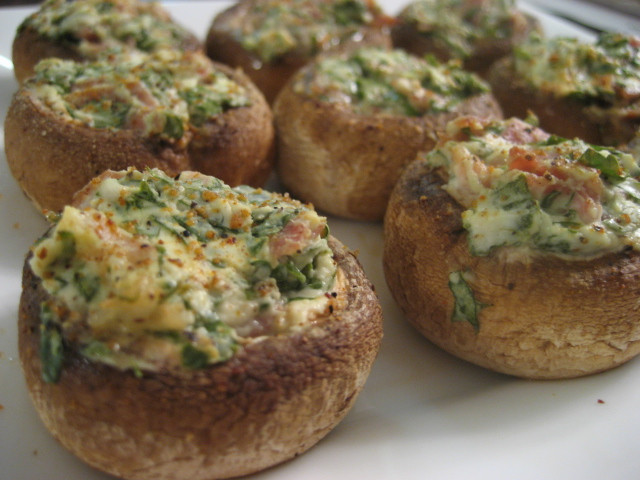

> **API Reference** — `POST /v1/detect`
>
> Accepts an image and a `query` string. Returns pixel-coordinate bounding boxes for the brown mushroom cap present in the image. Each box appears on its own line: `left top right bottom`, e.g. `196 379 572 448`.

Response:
19 236 383 480
383 158 640 379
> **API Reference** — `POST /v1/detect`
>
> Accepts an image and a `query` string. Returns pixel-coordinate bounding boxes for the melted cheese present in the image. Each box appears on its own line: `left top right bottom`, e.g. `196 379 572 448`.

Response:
425 117 640 259
401 0 518 59
293 47 489 116
19 0 197 58
513 33 640 105
31 169 338 372
30 50 250 141
223 0 387 62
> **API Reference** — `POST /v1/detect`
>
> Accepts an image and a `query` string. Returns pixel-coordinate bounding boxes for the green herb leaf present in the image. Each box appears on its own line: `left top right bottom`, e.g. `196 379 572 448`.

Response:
492 175 535 211
578 148 624 181
333 0 368 25
39 304 64 383
273 261 307 292
540 190 562 211
126 180 166 209
448 271 486 332
81 340 112 359
55 230 76 265
181 343 210 369
163 113 184 139
538 134 568 146
74 271 100 301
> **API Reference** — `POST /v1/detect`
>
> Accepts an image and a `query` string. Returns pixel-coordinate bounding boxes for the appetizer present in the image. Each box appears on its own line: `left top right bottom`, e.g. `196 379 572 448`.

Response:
274 47 502 221
12 0 201 83
391 0 540 76
488 33 640 146
384 116 640 379
4 49 275 213
205 0 393 103
19 168 383 480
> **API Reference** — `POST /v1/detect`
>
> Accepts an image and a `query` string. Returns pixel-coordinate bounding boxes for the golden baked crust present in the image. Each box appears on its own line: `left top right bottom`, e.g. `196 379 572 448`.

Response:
19 235 382 479
383 158 640 379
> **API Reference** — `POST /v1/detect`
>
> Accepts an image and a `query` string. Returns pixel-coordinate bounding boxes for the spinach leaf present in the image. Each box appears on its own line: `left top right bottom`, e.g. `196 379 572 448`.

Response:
448 271 487 332
578 148 624 182
39 304 64 383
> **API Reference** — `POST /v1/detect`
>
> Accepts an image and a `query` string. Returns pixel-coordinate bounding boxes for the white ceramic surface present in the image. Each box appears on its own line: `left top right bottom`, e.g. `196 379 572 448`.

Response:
0 2 636 480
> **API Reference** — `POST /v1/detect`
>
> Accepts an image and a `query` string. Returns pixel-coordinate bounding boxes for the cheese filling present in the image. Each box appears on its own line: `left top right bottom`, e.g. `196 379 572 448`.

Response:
513 33 640 107
31 169 339 378
222 0 389 62
18 0 197 58
29 50 250 141
294 47 489 116
400 0 520 59
425 116 640 259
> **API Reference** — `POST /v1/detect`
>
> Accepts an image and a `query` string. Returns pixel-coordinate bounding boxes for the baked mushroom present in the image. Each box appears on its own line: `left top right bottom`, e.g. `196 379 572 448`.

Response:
391 0 541 77
4 49 275 213
205 0 394 103
488 33 640 146
19 168 383 480
384 115 640 379
274 46 502 221
12 0 201 84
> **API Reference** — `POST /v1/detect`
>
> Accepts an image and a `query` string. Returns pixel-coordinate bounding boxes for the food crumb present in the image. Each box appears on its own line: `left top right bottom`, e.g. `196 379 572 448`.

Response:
13 222 20 229
597 399 605 404
33 449 38 456
0 403 4 410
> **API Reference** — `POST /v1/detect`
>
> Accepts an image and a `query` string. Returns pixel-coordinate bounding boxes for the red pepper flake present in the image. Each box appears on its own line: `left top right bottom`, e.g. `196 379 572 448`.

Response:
597 399 605 404
168 258 184 267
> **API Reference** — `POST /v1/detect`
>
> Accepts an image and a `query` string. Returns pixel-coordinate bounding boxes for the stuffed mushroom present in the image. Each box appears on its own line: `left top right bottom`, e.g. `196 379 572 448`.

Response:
5 49 275 213
19 167 383 479
384 116 640 379
274 46 502 221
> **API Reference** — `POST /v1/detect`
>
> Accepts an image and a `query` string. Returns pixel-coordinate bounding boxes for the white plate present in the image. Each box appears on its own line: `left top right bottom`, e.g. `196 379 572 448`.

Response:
0 2 636 480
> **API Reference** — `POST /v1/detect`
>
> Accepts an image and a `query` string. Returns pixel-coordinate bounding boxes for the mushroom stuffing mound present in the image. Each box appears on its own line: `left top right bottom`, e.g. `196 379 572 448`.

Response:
12 0 201 84
4 49 275 213
205 0 393 103
383 116 640 379
488 32 640 147
19 168 383 480
391 0 541 77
